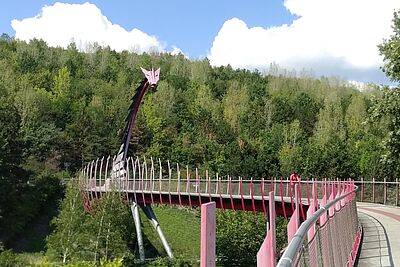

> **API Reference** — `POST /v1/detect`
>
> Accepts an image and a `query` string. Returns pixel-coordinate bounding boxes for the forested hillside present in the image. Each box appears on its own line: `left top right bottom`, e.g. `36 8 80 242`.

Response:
0 24 400 265
0 35 395 180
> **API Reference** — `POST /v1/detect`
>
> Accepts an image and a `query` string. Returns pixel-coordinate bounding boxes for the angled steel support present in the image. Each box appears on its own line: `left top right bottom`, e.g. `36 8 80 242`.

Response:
141 204 174 258
131 201 145 262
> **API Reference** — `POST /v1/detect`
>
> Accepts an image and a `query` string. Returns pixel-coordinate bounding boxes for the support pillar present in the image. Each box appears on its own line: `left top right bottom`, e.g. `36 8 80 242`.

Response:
131 201 145 262
201 202 216 267
141 205 174 258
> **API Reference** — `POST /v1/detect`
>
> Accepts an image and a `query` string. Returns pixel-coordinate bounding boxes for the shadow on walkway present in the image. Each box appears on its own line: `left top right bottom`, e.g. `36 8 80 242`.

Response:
357 211 394 267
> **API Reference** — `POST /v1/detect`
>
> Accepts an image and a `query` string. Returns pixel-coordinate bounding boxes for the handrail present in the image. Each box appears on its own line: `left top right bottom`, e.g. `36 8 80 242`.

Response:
277 184 359 267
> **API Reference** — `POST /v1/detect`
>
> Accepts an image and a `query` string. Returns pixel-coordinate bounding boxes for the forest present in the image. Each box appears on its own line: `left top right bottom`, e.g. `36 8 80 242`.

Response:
1 10 400 266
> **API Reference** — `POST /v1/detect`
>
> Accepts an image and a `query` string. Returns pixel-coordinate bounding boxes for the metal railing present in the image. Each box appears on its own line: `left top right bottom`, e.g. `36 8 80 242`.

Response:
79 156 397 266
277 182 360 266
79 156 323 217
356 178 399 206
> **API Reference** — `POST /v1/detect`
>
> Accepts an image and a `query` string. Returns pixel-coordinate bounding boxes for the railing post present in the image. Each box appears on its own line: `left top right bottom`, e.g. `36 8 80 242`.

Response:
201 202 216 267
159 159 163 205
269 191 276 266
384 177 387 205
396 177 399 206
287 184 299 243
257 191 276 267
285 177 289 197
360 177 364 202
372 177 375 203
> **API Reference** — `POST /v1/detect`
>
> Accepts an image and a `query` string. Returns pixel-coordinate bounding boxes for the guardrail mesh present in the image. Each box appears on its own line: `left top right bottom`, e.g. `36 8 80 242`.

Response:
287 197 359 267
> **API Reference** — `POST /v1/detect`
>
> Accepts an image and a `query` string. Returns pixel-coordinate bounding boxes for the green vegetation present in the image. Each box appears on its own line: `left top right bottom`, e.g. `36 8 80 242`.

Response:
216 210 287 266
140 205 200 259
1 9 400 266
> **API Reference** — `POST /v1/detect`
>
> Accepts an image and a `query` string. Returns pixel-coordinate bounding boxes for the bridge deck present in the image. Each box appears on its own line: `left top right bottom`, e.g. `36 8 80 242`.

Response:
88 187 310 217
357 202 400 266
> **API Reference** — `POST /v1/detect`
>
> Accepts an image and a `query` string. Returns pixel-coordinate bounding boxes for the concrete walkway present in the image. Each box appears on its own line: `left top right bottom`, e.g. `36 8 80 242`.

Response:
357 202 400 267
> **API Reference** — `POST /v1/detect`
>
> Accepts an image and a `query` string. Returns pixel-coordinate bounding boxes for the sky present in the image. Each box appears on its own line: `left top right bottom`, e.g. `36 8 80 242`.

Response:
1 0 399 85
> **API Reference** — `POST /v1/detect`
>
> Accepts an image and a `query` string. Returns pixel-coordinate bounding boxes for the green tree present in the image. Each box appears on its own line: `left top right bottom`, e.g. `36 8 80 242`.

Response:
46 181 87 263
223 81 249 132
216 210 287 266
369 86 400 177
378 10 400 82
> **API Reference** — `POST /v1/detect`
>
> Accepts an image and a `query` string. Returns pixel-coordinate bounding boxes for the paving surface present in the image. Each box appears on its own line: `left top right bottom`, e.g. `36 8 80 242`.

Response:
357 202 400 267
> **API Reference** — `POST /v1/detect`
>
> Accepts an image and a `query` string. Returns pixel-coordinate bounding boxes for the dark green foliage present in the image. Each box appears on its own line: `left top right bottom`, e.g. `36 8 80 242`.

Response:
0 245 26 267
0 36 392 179
216 210 287 266
137 256 196 267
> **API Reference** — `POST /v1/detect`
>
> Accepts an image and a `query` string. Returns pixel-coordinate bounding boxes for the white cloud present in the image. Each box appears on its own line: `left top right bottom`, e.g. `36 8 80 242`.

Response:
208 0 400 84
11 2 166 53
170 45 187 57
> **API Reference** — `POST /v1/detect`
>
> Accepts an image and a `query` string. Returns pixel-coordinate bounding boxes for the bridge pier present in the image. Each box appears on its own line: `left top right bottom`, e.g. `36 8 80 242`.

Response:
131 201 145 262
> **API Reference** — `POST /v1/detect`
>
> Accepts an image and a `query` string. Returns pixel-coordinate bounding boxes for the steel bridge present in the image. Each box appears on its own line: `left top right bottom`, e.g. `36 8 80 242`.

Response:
79 67 400 266
78 156 400 266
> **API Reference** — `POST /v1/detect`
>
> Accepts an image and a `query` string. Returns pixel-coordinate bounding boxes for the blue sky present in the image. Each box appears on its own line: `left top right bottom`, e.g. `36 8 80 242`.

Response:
1 0 400 85
1 0 296 57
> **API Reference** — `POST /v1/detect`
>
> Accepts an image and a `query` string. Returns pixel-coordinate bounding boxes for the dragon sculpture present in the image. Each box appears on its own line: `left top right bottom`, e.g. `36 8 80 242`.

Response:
112 67 160 179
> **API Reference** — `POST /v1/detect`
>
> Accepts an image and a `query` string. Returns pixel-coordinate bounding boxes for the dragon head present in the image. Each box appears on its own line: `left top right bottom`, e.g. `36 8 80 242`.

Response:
141 67 160 90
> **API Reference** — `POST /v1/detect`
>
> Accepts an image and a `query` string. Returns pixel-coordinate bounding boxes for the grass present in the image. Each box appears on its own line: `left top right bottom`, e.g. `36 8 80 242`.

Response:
16 252 47 266
140 204 201 260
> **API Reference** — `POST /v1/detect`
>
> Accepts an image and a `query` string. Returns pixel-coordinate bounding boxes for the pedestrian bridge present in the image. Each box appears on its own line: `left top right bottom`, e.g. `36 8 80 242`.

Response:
80 156 399 266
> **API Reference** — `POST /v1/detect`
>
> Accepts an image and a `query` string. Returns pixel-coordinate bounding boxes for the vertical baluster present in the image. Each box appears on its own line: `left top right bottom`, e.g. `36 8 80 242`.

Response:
196 168 202 206
149 158 154 204
218 174 224 210
361 177 364 202
99 157 104 195
125 157 130 204
306 178 310 206
168 161 172 207
186 165 190 193
285 177 289 197
159 159 163 204
205 170 209 194
104 156 110 192
279 177 287 219
384 177 387 205
239 177 245 211
372 177 375 203
396 177 399 206
229 176 235 211
237 178 240 196
141 159 146 206
195 168 199 194
177 163 182 207
250 178 256 215
143 158 148 191
261 178 266 217
207 170 211 203
132 158 137 204
187 165 192 208
93 158 99 199
88 161 94 204
151 157 155 191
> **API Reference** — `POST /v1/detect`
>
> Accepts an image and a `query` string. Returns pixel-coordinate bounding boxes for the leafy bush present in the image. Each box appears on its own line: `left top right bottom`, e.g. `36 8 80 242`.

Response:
0 245 27 267
216 210 287 266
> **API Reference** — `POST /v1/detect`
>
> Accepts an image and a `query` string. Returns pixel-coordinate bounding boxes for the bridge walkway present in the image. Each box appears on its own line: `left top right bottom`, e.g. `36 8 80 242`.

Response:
357 202 400 267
